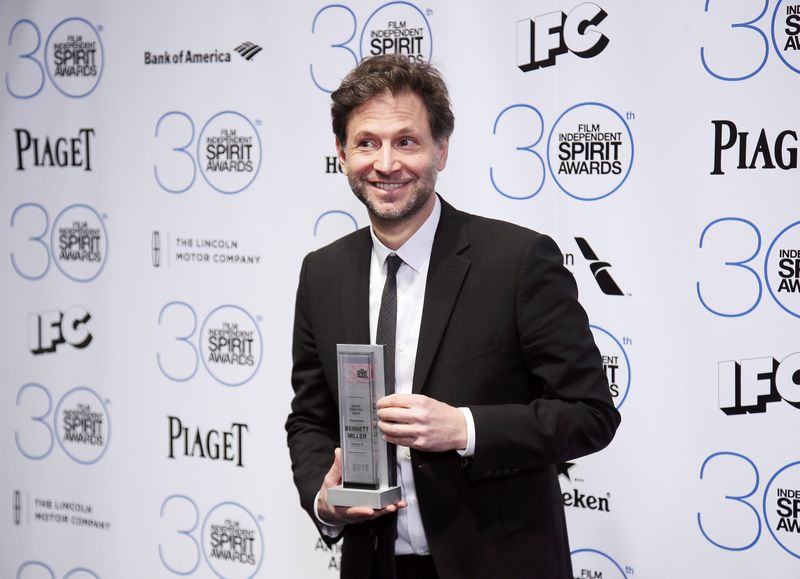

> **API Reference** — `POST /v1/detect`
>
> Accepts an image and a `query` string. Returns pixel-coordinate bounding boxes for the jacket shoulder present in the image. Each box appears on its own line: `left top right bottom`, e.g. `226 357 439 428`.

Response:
304 226 371 266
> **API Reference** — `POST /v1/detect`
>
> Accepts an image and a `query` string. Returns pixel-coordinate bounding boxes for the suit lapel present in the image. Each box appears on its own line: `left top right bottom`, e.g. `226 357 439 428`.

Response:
340 229 372 345
412 201 471 394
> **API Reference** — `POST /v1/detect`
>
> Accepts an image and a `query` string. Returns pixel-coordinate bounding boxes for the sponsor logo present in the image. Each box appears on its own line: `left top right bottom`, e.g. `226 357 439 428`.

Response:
55 387 111 464
14 491 22 525
46 19 104 97
776 249 800 293
167 416 248 467
517 2 609 71
571 549 629 579
775 3 800 72
159 496 264 577
154 110 262 195
202 502 264 577
199 112 261 194
14 128 94 171
314 537 343 572
13 492 111 530
588 326 631 409
157 302 263 386
764 461 800 557
547 103 634 200
766 223 800 319
6 17 103 99
234 41 263 61
325 155 343 174
711 120 798 175
775 488 800 533
572 237 624 296
201 306 263 386
15 383 111 464
144 48 231 65
52 204 109 282
559 461 611 513
718 353 800 414
9 203 108 282
361 4 431 63
151 232 262 268
152 231 161 267
28 306 92 355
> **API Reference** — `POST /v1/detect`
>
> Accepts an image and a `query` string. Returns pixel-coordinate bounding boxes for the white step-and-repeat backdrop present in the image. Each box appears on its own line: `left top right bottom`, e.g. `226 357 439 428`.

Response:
2 1 799 577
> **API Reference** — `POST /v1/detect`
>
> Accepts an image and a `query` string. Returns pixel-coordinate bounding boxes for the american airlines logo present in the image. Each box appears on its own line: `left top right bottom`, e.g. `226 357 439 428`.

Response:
574 237 624 296
234 42 263 61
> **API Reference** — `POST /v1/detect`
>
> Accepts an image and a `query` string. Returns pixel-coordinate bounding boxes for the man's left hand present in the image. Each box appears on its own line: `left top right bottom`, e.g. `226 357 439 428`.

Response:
376 393 467 452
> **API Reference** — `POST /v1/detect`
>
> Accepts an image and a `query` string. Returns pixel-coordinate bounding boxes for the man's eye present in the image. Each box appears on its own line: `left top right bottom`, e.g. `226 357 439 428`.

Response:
399 138 415 147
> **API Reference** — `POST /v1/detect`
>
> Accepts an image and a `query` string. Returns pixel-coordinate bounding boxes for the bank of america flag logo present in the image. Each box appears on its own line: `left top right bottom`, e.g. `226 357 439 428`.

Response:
235 42 263 61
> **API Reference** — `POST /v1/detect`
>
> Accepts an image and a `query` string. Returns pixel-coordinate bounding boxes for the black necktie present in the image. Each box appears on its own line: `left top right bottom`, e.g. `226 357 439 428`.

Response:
376 254 402 394
376 253 402 487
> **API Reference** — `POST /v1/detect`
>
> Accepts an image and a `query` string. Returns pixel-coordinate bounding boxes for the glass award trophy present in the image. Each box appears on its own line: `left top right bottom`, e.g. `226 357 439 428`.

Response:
326 344 401 508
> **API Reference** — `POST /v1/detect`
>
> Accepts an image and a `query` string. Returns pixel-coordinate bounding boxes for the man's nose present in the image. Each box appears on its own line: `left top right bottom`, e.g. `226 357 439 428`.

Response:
373 147 400 174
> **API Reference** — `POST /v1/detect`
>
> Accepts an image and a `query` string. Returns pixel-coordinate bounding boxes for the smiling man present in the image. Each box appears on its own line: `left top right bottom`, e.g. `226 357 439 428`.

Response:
286 55 620 579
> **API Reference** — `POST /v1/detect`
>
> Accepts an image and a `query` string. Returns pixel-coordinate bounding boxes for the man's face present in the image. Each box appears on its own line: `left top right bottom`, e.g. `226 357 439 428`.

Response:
336 91 449 225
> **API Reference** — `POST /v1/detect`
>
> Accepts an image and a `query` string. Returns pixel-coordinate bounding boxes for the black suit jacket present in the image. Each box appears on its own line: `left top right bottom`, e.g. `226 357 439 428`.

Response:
286 198 620 579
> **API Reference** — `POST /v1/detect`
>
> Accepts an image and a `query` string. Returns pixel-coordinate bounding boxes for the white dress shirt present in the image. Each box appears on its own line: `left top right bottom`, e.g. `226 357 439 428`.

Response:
315 195 476 553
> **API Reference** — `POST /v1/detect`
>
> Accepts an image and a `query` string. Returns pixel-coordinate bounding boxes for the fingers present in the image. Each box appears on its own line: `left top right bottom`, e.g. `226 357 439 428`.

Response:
339 500 408 521
323 447 343 488
319 448 408 525
376 393 418 409
377 395 467 452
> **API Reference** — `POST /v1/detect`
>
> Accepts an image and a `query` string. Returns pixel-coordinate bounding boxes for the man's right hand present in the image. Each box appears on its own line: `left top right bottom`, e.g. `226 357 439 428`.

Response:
317 448 407 525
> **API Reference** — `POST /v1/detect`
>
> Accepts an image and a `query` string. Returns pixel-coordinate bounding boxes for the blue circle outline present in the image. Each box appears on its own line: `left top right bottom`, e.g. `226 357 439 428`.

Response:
314 210 359 236
570 548 627 578
762 460 800 559
54 386 111 465
17 560 55 579
772 0 800 75
589 325 631 409
197 111 263 195
201 501 264 579
199 305 264 387
764 220 800 318
50 203 108 282
63 568 101 579
547 102 634 201
359 1 433 62
44 17 104 98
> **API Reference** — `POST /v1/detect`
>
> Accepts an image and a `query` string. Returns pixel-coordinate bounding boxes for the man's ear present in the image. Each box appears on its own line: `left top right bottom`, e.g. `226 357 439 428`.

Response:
436 137 450 172
335 138 348 176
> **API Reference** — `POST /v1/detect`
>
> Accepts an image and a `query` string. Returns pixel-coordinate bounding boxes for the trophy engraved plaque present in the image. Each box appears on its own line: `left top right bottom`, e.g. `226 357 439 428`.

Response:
327 344 402 509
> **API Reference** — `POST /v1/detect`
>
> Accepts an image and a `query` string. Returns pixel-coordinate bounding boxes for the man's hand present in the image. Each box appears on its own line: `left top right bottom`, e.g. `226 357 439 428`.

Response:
377 393 467 452
317 448 407 526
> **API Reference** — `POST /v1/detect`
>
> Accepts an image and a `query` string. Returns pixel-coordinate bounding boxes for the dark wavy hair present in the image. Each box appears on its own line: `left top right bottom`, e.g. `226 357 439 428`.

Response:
331 55 455 145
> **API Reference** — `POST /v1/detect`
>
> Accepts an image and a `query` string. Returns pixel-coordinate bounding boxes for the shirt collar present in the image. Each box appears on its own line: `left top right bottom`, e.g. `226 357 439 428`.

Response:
370 195 441 273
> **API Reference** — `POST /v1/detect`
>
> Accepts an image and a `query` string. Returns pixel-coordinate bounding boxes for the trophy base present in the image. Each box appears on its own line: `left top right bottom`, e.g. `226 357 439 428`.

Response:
327 485 402 509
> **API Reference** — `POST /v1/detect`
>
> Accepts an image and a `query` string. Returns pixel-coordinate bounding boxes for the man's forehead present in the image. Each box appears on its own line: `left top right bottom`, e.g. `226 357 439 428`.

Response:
345 91 431 137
